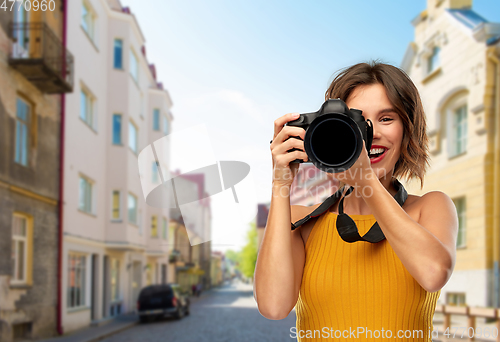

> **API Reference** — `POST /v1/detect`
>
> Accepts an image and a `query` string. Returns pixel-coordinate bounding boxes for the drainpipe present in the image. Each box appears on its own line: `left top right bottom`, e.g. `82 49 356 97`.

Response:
57 0 68 335
488 50 500 308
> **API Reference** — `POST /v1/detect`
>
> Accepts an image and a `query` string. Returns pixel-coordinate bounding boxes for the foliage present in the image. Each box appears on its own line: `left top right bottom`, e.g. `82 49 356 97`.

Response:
225 249 241 265
239 222 258 279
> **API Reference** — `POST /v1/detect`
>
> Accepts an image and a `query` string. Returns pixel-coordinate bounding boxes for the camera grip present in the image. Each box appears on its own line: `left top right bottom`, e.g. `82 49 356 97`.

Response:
287 135 305 164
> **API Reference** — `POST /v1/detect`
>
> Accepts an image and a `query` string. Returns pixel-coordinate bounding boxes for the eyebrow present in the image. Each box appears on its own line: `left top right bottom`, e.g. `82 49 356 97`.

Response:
378 108 398 115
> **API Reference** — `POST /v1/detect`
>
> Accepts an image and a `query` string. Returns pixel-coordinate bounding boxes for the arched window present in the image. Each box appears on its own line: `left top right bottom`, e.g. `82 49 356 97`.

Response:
446 96 468 158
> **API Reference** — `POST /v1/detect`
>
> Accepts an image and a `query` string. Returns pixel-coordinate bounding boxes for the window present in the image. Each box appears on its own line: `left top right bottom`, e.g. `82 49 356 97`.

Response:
151 216 158 238
112 114 122 145
67 254 86 308
153 109 160 131
12 1 28 58
450 104 467 157
152 162 159 184
128 193 138 224
427 46 440 74
12 214 30 284
128 121 138 154
80 88 95 130
110 259 120 302
454 197 466 248
129 49 138 83
113 39 123 69
15 98 30 166
163 116 169 135
162 217 167 240
81 1 96 41
79 176 93 214
447 292 466 306
112 191 120 220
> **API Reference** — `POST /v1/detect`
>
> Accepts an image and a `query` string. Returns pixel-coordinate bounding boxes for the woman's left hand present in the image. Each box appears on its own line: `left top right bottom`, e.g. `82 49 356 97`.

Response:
334 141 376 190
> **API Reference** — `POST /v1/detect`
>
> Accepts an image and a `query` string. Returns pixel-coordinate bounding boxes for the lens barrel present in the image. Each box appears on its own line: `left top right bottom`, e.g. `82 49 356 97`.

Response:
304 113 364 173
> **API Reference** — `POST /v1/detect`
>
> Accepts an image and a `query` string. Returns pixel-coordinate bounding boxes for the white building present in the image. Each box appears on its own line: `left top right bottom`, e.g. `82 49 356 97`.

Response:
62 0 173 332
402 0 500 307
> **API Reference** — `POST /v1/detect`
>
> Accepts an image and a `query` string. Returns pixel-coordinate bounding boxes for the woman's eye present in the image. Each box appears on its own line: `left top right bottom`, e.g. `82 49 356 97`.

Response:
380 117 393 122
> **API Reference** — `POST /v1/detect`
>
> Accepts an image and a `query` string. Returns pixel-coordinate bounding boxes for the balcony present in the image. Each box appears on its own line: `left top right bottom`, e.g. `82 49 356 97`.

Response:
169 250 181 263
8 22 74 94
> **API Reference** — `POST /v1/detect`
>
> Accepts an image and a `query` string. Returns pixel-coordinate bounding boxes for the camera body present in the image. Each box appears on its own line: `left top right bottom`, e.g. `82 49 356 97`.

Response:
286 99 373 173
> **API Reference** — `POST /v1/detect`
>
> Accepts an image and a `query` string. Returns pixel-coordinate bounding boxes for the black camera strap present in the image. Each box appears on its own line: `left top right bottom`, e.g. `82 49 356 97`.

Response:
291 179 408 243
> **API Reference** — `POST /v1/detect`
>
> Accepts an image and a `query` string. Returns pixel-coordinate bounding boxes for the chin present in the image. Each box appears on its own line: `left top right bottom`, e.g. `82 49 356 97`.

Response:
372 165 394 180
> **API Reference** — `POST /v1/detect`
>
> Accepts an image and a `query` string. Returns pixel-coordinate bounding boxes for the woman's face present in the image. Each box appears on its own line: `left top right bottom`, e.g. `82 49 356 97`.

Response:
344 83 404 180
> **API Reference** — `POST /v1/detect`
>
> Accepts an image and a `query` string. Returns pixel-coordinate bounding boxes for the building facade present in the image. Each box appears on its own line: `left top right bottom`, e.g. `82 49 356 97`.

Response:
0 1 74 340
402 0 500 307
61 0 173 333
168 173 212 293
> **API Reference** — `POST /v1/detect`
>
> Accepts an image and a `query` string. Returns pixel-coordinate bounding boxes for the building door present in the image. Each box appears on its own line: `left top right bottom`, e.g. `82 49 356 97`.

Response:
90 254 99 321
131 261 141 310
102 256 109 318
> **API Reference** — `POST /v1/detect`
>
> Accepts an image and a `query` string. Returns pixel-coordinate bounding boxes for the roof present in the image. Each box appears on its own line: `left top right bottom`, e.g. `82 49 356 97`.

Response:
446 9 488 30
446 9 500 46
488 35 500 46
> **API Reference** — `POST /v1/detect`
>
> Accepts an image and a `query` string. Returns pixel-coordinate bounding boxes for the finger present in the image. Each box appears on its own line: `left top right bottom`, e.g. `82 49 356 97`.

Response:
272 136 306 156
274 151 308 167
272 126 306 146
273 113 300 138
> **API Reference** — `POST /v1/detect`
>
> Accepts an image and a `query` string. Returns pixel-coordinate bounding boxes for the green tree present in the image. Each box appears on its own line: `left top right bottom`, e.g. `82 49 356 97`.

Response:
225 249 241 266
240 223 258 279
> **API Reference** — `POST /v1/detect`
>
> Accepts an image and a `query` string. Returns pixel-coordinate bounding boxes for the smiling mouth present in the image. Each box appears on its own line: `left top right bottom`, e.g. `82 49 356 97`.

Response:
369 147 387 159
370 148 388 164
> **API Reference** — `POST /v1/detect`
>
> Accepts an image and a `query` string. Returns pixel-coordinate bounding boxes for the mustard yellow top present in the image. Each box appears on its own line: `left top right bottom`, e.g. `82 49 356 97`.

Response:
295 212 440 341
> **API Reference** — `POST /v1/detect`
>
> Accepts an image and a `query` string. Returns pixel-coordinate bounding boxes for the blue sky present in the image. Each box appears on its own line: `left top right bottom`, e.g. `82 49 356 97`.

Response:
120 0 500 250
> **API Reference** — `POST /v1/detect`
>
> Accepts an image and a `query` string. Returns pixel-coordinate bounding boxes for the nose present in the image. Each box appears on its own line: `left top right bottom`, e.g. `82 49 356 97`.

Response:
370 120 382 141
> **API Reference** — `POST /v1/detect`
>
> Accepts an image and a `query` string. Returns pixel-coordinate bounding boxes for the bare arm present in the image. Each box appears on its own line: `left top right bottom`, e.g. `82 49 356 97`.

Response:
254 192 307 320
336 144 458 293
253 113 309 320
364 180 458 292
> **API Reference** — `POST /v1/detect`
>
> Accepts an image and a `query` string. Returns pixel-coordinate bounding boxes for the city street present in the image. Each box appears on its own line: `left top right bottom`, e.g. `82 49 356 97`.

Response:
101 281 297 342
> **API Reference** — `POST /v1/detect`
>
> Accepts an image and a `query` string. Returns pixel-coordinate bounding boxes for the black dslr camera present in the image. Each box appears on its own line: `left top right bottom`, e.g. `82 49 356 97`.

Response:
286 99 373 173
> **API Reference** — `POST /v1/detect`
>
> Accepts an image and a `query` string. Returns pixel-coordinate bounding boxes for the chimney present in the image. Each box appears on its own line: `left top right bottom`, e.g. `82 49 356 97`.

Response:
427 0 472 9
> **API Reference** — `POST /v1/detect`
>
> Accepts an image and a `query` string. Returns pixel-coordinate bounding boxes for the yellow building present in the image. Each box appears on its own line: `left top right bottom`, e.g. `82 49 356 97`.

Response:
402 0 500 307
0 1 74 340
210 251 224 287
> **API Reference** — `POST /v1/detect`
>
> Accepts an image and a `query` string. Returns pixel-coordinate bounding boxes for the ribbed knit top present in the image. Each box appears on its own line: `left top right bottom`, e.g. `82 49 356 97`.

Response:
295 212 440 341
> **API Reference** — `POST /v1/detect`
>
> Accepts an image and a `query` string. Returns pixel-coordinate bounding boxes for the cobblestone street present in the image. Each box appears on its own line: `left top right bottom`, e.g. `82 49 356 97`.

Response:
101 280 297 342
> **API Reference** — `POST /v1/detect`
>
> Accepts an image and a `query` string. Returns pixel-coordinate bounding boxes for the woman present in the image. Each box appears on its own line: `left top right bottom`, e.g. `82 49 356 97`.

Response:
253 62 458 341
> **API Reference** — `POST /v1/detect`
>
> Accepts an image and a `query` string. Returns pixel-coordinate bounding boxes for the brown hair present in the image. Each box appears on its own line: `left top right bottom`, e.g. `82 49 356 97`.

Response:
325 61 429 188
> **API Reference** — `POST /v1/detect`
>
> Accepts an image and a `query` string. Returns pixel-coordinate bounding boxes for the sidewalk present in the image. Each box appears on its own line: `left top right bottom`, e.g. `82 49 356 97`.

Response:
38 289 214 342
39 314 138 342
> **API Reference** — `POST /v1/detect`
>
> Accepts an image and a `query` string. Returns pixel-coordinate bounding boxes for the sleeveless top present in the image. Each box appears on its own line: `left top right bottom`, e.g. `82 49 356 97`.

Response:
295 212 440 341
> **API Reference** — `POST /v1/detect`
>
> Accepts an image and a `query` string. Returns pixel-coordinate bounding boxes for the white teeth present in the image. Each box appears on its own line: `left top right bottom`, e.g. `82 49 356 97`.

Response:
370 148 386 154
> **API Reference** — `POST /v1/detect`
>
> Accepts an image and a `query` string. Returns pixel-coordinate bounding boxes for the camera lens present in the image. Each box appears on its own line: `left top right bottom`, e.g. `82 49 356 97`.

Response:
309 118 357 166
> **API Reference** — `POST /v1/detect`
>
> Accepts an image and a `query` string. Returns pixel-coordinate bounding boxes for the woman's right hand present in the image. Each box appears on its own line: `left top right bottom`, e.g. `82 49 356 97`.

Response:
271 113 308 188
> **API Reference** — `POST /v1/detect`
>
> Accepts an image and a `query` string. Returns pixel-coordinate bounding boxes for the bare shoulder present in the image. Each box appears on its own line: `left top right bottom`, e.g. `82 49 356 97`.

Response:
409 191 458 227
290 203 322 223
413 191 455 210
291 203 322 247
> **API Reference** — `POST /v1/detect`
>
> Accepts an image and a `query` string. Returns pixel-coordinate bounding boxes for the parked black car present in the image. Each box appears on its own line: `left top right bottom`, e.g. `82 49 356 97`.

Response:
137 284 190 322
